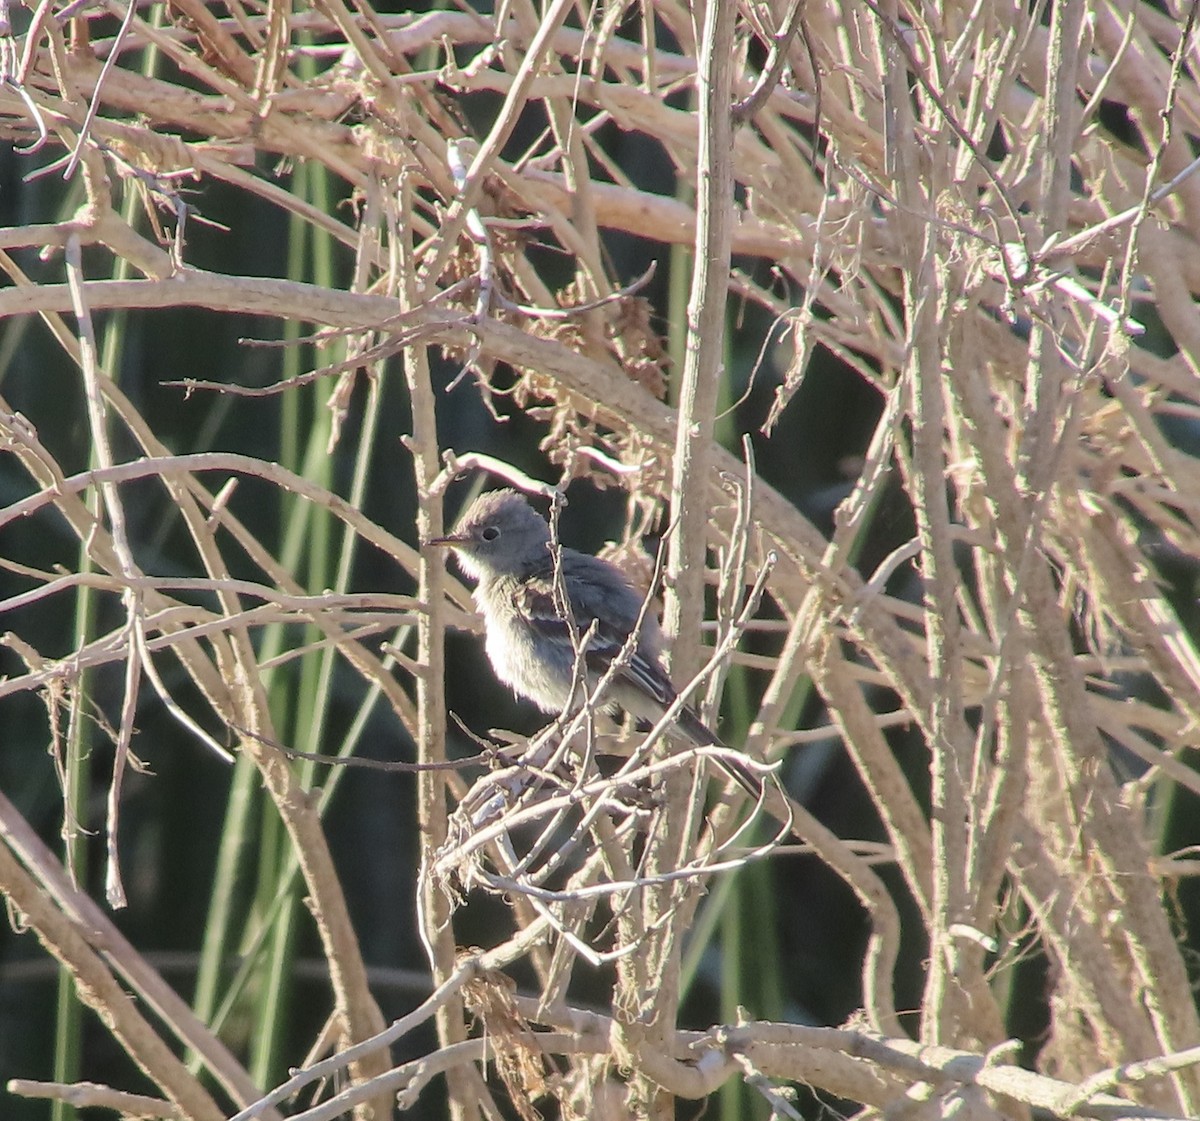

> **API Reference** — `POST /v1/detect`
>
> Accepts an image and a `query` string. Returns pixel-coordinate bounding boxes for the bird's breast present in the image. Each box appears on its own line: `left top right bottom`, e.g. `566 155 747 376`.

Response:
474 581 571 712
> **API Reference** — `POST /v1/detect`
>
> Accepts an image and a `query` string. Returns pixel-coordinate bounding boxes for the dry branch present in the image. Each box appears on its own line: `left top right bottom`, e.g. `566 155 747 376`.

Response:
2 0 1200 1117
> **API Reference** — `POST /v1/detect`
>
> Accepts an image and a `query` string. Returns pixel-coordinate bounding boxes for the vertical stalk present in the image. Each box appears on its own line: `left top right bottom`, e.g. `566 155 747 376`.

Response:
615 0 737 1113
52 574 92 1121
397 171 476 1121
51 10 154 1086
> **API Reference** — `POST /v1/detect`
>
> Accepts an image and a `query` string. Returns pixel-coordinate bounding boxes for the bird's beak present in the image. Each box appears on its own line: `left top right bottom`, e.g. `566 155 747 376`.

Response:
423 533 467 549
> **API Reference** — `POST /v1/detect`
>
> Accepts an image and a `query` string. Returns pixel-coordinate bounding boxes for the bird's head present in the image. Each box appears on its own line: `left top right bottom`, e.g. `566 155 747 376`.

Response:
425 488 552 581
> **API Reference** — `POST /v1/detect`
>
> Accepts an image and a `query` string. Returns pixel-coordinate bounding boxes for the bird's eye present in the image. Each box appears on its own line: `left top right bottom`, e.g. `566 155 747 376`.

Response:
481 525 500 541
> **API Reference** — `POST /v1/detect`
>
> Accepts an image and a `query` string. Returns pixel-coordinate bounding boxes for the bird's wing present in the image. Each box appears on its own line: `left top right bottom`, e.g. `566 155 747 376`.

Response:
514 553 675 707
514 554 734 756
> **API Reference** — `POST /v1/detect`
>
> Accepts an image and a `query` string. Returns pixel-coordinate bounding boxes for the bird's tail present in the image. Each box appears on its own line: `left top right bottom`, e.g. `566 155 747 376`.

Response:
673 706 764 799
675 704 723 748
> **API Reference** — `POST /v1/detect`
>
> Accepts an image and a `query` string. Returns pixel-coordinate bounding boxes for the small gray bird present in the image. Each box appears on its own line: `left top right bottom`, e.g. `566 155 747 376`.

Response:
426 488 722 748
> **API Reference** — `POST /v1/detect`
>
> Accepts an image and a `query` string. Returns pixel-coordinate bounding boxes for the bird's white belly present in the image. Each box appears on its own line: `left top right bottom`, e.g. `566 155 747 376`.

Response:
480 600 571 713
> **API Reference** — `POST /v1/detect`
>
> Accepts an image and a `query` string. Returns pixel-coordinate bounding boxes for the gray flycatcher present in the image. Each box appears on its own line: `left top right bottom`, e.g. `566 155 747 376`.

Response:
426 488 723 748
